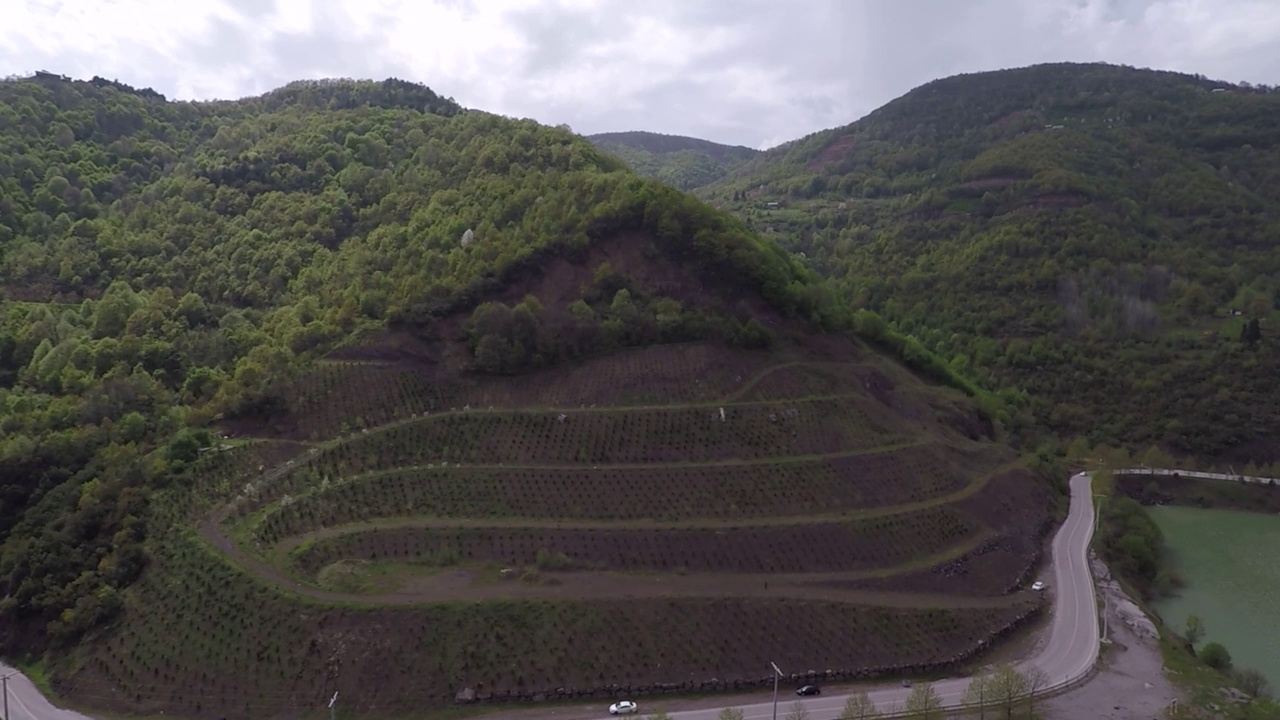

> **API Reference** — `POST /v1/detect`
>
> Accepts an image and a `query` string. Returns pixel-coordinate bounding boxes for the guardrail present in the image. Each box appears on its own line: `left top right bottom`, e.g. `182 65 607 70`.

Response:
1111 467 1280 486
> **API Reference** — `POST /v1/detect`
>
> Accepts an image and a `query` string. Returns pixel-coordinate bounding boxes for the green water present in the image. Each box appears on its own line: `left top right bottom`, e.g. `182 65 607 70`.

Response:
1150 505 1280 689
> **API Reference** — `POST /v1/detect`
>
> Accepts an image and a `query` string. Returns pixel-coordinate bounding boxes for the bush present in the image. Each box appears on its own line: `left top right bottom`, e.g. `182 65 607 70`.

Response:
1201 642 1233 671
1232 668 1271 698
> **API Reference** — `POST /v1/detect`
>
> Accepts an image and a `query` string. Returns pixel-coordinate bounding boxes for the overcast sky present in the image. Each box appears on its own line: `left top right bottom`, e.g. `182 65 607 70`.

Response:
3 0 1279 149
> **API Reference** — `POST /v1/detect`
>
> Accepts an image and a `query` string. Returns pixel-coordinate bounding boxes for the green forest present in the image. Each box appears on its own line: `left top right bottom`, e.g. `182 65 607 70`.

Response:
0 74 841 648
588 131 759 191
697 62 1280 463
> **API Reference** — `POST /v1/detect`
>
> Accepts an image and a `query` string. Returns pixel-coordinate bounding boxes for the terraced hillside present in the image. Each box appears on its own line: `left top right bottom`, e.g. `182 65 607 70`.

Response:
51 301 1056 717
0 73 1056 720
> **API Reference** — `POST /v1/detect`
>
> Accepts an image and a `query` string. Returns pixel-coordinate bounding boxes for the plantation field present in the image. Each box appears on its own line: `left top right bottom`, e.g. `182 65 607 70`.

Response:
311 394 906 465
117 336 1059 716
247 441 1000 542
240 342 784 441
823 468 1058 596
287 505 985 576
60 530 1042 720
205 341 1049 612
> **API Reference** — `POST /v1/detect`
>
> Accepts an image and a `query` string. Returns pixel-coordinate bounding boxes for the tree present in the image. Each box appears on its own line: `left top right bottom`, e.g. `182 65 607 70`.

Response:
1139 443 1173 468
961 673 991 719
839 691 881 719
1242 317 1263 347
785 700 810 720
1066 436 1090 464
717 708 745 720
904 682 942 719
1184 614 1205 648
1023 665 1050 717
1201 642 1233 671
988 664 1030 719
1232 668 1271 699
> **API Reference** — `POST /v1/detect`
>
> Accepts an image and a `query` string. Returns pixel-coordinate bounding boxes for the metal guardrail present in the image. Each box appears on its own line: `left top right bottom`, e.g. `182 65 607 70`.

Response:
1111 467 1280 486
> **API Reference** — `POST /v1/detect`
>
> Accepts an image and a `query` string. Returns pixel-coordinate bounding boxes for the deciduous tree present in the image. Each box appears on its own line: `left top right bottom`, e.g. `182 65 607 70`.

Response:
961 673 991 719
904 681 942 719
839 691 881 719
785 699 810 720
1185 614 1205 648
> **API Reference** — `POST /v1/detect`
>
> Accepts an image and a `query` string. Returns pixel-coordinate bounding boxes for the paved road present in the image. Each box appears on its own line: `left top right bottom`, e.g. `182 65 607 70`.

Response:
0 662 94 720
0 473 1099 720
656 472 1100 720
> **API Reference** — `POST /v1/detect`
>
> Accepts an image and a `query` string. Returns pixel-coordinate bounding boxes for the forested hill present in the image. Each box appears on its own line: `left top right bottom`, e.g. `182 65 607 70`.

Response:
0 73 838 646
588 130 759 190
700 62 1280 463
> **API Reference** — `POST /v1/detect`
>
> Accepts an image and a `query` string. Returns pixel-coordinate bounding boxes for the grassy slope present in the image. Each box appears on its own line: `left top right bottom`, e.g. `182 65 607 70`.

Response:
697 61 1280 463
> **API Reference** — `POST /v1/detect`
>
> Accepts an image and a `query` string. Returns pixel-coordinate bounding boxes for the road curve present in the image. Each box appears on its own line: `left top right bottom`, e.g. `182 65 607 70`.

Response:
660 471 1100 720
0 661 95 720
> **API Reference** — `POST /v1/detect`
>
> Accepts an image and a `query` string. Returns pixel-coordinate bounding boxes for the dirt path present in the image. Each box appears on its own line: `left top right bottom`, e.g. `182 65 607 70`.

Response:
197 532 1028 608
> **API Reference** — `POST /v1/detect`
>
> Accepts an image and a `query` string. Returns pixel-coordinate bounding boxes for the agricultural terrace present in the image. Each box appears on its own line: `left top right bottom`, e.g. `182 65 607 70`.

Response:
167 338 1056 714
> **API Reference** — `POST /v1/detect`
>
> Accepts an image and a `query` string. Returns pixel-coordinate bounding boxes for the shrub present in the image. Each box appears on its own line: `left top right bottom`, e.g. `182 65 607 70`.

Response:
1200 642 1233 671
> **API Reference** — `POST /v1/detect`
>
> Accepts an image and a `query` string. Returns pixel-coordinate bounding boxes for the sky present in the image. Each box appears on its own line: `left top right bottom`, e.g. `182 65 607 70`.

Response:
2 0 1279 150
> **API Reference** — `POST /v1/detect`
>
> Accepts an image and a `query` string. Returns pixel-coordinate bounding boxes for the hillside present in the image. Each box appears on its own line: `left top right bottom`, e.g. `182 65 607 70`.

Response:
588 130 759 190
0 73 1056 718
700 62 1280 463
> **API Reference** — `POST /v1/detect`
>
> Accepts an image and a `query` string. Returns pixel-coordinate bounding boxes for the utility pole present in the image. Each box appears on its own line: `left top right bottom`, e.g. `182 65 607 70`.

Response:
770 662 783 720
2 671 13 720
328 691 339 720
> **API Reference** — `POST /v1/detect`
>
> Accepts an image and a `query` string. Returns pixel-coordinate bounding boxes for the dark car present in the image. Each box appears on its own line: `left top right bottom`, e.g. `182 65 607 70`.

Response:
796 685 821 696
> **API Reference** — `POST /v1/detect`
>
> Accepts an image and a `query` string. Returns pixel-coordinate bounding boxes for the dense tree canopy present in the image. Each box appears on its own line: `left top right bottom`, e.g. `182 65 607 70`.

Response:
701 62 1280 461
0 73 837 646
588 131 759 191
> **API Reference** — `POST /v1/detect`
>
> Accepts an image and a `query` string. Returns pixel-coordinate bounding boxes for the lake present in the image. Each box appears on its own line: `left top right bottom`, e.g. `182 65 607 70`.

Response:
1149 504 1280 691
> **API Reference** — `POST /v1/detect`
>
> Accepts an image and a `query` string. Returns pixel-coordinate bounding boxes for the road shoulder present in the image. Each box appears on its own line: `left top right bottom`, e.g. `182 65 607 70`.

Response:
1042 554 1181 720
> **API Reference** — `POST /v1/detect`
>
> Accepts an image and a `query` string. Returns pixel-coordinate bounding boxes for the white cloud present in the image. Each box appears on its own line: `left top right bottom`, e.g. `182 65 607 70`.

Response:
1 0 1278 148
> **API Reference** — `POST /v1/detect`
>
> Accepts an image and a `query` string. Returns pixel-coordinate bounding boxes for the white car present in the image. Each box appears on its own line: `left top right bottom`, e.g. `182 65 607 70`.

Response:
1031 581 1046 591
610 700 639 715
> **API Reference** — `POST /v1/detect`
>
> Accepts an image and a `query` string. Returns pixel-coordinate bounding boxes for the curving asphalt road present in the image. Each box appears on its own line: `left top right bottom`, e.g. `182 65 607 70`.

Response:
657 471 1100 720
0 662 95 720
0 473 1098 720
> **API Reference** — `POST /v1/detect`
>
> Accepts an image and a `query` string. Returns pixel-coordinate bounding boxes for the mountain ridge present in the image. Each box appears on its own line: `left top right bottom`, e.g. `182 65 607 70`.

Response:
680 61 1280 462
587 130 760 191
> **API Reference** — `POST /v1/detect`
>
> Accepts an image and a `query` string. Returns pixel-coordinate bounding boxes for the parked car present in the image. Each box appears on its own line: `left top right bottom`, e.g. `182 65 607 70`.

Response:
901 679 912 688
796 685 821 696
609 700 639 715
1031 581 1046 591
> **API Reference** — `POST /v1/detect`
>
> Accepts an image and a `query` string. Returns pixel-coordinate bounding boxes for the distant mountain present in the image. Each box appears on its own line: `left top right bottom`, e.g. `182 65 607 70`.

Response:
700 61 1280 463
588 130 759 190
